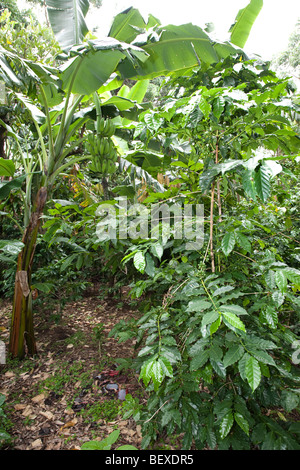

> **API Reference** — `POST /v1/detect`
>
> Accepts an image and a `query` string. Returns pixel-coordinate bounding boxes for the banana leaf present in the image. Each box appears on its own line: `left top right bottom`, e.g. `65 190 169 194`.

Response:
117 23 241 80
46 0 89 51
229 0 263 48
59 39 149 95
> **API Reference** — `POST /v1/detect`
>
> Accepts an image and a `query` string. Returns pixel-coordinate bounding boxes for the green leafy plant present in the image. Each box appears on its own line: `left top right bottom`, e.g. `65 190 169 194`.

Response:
0 394 12 448
92 323 105 356
81 429 137 450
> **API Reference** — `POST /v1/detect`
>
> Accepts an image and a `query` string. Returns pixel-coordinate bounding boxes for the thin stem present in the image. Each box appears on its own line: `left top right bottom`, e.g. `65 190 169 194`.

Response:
210 180 215 273
200 278 219 312
233 251 256 263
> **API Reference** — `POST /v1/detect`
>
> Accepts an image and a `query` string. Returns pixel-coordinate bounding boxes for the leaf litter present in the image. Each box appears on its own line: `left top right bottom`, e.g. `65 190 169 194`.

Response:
0 292 145 450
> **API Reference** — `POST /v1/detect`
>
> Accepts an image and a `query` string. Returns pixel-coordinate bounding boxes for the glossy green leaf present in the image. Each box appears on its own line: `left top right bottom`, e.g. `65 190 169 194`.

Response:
221 232 236 256
201 310 219 328
60 40 148 95
245 356 261 391
187 299 212 312
108 7 148 43
190 350 209 370
0 158 15 177
275 270 288 293
223 344 244 368
46 0 89 51
254 165 271 202
235 232 251 253
198 96 211 120
222 312 246 332
260 306 278 329
117 445 138 450
229 0 263 48
150 241 163 260
219 411 234 439
118 23 239 80
219 304 248 316
242 169 257 199
133 251 146 273
210 359 226 378
158 356 173 378
234 412 250 436
282 267 300 288
0 240 24 255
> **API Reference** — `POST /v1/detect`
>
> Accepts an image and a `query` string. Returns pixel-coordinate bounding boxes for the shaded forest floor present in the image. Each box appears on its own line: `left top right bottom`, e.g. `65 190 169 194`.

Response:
0 287 157 450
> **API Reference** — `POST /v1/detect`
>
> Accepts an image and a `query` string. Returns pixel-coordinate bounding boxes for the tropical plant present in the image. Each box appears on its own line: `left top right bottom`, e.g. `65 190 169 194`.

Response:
81 429 137 450
0 1 249 358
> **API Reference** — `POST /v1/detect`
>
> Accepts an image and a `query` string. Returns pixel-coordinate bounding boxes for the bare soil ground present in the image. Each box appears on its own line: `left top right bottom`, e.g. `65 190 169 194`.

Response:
0 290 148 450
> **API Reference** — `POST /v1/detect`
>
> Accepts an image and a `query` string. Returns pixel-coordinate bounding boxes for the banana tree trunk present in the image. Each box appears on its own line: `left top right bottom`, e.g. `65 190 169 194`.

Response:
9 187 47 359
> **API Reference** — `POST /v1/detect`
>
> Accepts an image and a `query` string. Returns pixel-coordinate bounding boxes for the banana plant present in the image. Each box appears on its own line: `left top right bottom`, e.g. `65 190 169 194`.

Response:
1 40 148 360
1 1 256 358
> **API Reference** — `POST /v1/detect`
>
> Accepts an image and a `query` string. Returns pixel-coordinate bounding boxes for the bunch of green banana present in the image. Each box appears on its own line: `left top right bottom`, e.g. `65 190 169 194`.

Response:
86 131 118 175
98 117 116 138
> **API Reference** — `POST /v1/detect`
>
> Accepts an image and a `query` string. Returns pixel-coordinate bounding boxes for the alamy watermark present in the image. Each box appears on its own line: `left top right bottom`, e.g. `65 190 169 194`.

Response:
0 340 6 365
292 340 300 365
95 198 204 251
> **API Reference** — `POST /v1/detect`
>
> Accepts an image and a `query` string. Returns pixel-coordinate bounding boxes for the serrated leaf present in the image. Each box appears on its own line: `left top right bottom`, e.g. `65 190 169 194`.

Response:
219 412 234 439
221 232 236 256
245 356 261 392
223 344 244 368
222 312 246 332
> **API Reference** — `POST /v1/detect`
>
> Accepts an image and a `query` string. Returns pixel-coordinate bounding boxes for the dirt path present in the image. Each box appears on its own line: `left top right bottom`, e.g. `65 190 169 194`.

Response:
0 293 146 450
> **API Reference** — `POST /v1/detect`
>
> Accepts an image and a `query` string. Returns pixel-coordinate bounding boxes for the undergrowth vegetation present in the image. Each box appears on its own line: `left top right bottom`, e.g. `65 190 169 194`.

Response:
0 0 299 451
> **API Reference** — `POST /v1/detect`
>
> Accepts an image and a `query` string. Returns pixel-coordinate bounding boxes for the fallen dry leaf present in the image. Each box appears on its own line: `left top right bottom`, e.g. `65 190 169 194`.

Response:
14 403 27 411
22 405 34 417
4 371 15 378
31 393 45 403
31 438 43 449
39 411 54 420
60 418 78 431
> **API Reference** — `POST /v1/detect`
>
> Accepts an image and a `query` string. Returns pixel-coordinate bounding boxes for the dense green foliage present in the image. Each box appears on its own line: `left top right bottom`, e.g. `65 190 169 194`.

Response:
0 0 299 450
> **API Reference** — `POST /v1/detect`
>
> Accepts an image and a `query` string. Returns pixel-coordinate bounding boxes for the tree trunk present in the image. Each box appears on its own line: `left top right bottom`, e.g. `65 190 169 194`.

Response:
9 187 47 359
